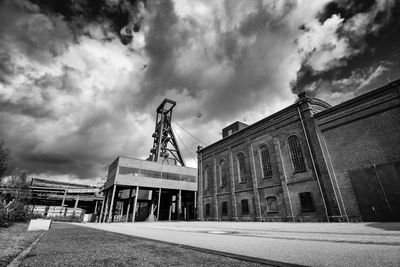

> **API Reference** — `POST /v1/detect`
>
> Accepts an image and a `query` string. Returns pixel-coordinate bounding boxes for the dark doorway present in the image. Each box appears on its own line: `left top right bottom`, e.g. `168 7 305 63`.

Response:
348 162 400 221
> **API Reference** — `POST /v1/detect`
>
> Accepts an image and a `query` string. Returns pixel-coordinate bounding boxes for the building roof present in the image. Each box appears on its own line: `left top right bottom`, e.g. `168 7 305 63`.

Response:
198 95 331 154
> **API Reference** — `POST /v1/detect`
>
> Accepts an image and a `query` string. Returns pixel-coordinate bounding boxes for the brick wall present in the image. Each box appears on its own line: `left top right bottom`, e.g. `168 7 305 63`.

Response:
317 82 400 221
198 104 329 221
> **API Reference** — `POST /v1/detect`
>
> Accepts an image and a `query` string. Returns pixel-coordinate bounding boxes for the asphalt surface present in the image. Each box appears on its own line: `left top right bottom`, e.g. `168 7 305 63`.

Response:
19 222 268 267
77 221 400 267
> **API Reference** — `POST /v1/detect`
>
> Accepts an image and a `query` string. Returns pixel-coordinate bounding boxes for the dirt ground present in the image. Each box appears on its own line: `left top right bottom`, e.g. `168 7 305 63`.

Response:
0 223 42 266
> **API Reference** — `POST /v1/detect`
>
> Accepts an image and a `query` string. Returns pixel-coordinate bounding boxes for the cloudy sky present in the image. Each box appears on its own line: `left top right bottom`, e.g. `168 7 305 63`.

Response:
1 0 399 184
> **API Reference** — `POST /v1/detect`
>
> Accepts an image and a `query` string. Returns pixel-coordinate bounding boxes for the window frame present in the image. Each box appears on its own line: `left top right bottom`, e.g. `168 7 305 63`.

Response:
241 199 249 215
221 201 228 216
204 165 211 190
219 159 228 187
266 196 279 213
299 192 316 212
288 135 307 173
236 152 247 183
259 145 273 178
205 203 211 216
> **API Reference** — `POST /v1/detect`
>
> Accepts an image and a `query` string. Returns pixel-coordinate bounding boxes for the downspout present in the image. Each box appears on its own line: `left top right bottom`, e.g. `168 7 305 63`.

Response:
297 106 330 222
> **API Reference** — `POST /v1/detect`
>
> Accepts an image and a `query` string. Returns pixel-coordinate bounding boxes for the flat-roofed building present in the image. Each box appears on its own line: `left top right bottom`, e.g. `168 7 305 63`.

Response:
100 156 197 223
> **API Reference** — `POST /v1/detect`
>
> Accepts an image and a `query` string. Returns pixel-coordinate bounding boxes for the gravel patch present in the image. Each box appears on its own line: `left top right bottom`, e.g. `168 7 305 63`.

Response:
20 222 269 267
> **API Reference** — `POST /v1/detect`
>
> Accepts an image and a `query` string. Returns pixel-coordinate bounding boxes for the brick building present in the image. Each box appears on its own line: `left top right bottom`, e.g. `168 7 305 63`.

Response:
197 79 400 222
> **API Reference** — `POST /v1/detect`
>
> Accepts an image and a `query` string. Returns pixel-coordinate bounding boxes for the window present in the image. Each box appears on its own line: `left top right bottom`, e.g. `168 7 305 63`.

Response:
221 201 228 216
204 165 211 190
241 199 249 215
219 160 228 187
236 152 247 183
118 167 140 176
266 196 278 213
288 135 307 173
299 192 316 212
259 146 272 178
205 203 211 216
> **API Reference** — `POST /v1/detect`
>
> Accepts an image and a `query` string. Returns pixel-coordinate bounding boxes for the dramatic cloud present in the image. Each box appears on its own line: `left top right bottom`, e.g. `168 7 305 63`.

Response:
0 0 399 183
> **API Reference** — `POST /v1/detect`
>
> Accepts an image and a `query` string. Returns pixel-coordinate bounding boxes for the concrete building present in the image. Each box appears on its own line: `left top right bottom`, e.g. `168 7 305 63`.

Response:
100 156 197 223
197 79 400 222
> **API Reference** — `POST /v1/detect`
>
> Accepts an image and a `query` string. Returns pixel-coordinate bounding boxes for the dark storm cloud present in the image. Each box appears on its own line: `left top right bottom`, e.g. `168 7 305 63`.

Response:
294 0 400 100
136 0 303 123
1 0 399 183
0 0 151 181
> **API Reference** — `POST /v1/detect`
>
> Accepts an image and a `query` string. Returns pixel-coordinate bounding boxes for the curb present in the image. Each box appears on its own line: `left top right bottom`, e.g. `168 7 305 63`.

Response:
7 232 46 267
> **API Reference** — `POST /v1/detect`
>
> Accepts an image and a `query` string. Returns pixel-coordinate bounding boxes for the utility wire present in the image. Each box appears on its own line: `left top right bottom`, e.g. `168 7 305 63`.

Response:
172 120 206 146
172 127 197 163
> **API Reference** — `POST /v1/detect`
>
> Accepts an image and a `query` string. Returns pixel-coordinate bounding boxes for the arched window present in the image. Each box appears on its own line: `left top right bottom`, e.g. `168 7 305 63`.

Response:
236 152 247 183
219 159 228 187
204 165 211 190
288 135 306 173
259 145 272 178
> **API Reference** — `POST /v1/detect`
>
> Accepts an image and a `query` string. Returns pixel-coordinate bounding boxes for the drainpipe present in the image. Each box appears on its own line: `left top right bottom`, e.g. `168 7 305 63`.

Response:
297 106 330 222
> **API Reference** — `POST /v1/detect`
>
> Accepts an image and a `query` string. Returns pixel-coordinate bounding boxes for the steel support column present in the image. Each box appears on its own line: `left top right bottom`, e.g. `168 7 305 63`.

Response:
108 185 117 223
132 186 139 223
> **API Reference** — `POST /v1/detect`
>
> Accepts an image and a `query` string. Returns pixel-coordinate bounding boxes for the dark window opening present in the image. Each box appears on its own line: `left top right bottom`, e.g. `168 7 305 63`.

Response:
241 199 249 215
288 135 307 173
266 196 278 213
259 146 273 178
221 201 228 216
299 192 316 212
205 203 211 216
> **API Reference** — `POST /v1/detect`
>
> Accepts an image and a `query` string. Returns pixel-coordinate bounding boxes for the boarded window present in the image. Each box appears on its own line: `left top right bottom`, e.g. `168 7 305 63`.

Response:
266 196 278 213
236 152 247 182
205 203 211 216
259 146 273 178
221 201 228 216
219 160 228 187
299 192 316 212
241 199 249 215
288 135 307 173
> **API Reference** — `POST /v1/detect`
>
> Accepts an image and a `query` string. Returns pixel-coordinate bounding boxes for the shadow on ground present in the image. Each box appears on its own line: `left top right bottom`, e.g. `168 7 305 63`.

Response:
366 223 400 231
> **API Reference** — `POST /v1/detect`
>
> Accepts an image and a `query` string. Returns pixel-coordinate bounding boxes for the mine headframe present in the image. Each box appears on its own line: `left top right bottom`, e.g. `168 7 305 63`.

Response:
149 99 185 166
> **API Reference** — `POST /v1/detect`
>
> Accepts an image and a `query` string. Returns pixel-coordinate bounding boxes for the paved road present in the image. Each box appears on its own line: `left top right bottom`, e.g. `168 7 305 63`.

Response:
20 222 267 267
76 221 400 267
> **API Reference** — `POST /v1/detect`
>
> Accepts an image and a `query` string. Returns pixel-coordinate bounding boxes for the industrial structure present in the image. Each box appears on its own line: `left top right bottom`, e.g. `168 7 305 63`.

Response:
197 79 400 222
100 99 197 223
25 178 102 218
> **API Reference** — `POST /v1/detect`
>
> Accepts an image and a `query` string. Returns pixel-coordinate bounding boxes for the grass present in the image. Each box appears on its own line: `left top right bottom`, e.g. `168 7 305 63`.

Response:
20 222 267 267
0 223 42 266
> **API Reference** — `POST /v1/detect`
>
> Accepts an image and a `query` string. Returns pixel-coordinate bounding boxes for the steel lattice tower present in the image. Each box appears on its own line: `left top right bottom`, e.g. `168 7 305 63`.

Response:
149 99 185 166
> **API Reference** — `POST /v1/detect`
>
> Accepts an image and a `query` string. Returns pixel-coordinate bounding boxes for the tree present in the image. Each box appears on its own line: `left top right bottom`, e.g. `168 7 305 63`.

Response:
0 142 10 180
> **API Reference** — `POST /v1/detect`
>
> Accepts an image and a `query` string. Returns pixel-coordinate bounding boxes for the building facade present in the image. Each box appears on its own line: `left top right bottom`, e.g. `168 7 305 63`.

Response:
197 79 400 222
100 156 197 223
